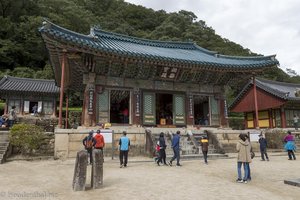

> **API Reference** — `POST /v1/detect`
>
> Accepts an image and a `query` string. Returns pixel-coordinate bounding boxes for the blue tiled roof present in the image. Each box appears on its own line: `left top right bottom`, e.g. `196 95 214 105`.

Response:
229 78 300 109
0 76 60 95
39 20 279 69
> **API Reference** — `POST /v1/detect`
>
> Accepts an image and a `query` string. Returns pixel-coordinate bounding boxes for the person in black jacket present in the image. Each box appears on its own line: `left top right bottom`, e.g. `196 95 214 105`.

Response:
258 133 269 161
156 132 167 166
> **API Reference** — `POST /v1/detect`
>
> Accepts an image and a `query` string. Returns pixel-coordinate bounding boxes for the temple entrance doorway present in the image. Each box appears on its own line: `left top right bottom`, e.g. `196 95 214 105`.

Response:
194 96 209 125
110 90 130 124
156 93 173 125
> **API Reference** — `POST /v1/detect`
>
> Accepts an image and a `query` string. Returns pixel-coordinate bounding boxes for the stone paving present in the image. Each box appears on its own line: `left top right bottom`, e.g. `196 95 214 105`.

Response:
0 153 299 200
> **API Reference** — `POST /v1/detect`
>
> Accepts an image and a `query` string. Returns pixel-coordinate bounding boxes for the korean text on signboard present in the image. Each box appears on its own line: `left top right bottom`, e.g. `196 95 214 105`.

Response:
88 89 94 114
135 90 140 116
160 67 178 79
189 95 194 118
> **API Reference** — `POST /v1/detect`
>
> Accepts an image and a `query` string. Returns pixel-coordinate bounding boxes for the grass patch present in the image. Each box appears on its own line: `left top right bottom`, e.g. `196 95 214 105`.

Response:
0 102 4 110
58 107 82 111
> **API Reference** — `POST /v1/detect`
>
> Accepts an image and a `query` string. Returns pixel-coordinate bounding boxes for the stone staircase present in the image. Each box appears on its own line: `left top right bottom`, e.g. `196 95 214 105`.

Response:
0 131 10 164
146 128 227 160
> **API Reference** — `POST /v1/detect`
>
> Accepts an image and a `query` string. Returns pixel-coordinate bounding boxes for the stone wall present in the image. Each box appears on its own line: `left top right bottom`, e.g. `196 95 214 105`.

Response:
54 127 266 159
54 127 146 159
212 129 260 152
11 132 55 156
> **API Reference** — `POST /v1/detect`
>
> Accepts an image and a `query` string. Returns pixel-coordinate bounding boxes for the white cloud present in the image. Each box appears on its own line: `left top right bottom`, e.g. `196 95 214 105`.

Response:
125 0 300 75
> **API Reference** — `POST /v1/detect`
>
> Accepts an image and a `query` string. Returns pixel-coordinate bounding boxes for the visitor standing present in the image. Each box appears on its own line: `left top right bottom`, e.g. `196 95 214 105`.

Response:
258 133 269 161
82 130 96 164
8 105 17 128
168 130 181 167
293 115 299 130
245 134 253 181
284 131 297 160
94 130 105 150
236 133 252 184
119 131 130 168
156 132 167 166
200 133 209 164
122 107 129 124
32 104 38 115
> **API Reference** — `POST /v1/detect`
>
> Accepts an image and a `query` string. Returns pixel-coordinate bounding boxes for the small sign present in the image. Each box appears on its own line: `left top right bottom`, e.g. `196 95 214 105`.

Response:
134 90 140 117
100 129 113 143
88 88 94 114
188 95 194 118
224 99 228 119
160 67 178 79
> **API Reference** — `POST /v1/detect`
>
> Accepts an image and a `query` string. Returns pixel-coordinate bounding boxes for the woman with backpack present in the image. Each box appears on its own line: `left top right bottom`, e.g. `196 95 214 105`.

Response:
82 131 96 164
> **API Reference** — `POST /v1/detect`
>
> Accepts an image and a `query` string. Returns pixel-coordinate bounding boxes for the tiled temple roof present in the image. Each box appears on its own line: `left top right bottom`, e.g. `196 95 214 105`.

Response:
0 76 60 96
229 78 300 109
39 20 279 70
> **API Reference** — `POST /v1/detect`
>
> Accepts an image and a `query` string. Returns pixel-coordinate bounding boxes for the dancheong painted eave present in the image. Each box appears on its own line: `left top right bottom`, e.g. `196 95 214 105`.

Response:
39 20 279 70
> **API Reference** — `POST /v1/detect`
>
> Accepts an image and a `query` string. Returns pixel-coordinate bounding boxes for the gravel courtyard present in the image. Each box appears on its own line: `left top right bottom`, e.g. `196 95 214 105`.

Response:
0 154 299 200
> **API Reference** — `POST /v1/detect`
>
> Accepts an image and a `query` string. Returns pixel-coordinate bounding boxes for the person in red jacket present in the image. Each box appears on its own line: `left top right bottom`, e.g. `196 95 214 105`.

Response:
94 130 105 150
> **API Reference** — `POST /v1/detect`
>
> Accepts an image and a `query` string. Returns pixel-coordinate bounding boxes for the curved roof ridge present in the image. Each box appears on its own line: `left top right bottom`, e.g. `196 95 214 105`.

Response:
191 44 217 55
40 19 93 40
92 27 197 50
4 75 56 83
256 77 300 87
218 54 277 61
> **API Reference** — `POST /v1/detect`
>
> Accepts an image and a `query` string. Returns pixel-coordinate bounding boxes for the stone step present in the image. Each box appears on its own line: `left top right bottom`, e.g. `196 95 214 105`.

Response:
0 150 6 154
0 142 9 145
0 146 8 151
165 153 228 160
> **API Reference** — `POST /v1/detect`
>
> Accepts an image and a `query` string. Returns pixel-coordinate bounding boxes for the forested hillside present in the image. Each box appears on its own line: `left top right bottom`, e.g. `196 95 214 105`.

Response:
0 0 299 91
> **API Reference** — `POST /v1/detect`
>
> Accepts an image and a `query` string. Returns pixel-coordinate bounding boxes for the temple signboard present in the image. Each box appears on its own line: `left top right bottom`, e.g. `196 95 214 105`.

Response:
88 87 94 114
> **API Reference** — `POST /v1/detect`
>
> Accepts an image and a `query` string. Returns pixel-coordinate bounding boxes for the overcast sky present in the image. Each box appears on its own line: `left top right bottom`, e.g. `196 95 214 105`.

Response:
125 0 300 75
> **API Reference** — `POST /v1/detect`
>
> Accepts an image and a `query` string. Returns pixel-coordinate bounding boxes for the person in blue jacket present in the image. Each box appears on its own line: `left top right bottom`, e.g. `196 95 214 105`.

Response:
168 130 182 166
119 131 130 168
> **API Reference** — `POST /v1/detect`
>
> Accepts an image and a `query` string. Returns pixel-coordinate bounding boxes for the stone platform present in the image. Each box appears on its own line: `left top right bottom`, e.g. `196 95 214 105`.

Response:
284 178 300 187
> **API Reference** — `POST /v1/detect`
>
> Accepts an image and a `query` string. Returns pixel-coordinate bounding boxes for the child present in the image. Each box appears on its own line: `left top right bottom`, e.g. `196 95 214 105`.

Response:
200 135 209 164
154 141 160 163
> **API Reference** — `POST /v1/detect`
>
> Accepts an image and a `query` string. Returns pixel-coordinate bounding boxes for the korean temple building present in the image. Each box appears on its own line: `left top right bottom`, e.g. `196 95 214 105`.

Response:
230 78 300 129
39 20 279 128
0 75 59 117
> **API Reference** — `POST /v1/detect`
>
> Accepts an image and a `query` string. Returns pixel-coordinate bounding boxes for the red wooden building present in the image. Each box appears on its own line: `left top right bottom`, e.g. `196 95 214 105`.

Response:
230 78 300 128
39 20 279 128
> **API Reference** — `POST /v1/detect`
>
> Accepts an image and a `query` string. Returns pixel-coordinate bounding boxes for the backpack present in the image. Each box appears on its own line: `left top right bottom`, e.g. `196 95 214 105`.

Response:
85 136 94 149
94 134 105 148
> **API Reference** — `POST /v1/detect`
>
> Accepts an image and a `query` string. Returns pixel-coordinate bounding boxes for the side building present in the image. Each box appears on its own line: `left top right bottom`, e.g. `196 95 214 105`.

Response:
39 20 279 128
0 75 60 117
230 77 300 128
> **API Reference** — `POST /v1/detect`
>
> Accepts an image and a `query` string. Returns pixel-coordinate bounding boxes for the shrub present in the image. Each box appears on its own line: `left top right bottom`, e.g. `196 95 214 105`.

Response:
68 111 82 128
9 123 44 155
265 129 286 149
228 117 245 130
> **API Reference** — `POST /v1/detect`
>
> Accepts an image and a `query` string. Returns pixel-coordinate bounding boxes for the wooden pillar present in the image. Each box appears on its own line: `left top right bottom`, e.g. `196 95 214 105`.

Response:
269 109 273 128
219 97 228 127
65 94 69 129
58 52 66 128
83 73 96 127
280 106 287 128
4 100 7 114
52 99 57 117
244 113 248 129
253 76 259 129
